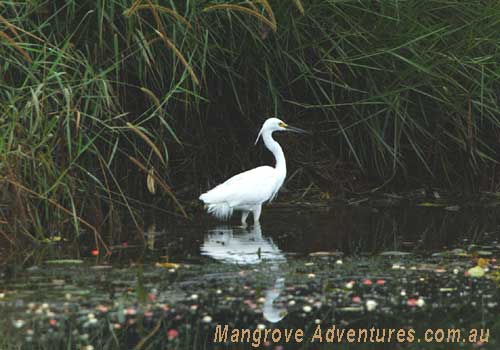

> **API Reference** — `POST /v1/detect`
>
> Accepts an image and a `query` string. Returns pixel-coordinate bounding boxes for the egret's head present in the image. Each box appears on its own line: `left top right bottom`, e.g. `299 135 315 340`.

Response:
255 117 309 144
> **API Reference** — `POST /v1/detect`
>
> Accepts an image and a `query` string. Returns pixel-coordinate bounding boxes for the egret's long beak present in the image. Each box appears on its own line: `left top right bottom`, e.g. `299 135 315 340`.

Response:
285 124 311 134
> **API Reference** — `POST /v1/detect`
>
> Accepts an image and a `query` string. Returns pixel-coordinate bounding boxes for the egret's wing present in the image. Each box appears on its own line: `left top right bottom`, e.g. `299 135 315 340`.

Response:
220 166 269 186
200 166 278 206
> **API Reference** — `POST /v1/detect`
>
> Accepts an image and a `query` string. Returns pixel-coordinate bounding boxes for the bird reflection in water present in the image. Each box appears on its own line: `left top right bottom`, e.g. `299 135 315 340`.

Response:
201 223 287 322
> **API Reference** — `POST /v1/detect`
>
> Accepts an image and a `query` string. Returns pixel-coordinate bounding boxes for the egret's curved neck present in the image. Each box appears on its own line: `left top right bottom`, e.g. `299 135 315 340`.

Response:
262 131 286 176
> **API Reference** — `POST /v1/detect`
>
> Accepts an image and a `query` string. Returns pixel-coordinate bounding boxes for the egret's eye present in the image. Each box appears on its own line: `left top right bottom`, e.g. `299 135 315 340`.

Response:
279 122 287 128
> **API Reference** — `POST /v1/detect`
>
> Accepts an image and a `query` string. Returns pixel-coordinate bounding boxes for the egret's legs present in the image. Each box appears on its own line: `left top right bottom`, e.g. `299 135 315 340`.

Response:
252 205 262 223
241 211 249 226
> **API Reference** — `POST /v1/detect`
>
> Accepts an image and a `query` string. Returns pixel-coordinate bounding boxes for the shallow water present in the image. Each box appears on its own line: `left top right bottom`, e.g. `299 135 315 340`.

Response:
1 203 500 349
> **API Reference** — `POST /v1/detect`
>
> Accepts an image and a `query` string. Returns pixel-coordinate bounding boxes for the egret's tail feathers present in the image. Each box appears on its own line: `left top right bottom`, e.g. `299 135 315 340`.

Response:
199 189 233 220
205 202 233 221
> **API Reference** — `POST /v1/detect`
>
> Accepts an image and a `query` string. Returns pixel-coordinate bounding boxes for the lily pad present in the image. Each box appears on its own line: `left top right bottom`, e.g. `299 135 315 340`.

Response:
309 251 343 257
45 259 84 265
380 251 412 256
467 266 485 278
337 306 364 312
417 202 446 207
475 251 493 257
155 262 181 268
432 249 468 257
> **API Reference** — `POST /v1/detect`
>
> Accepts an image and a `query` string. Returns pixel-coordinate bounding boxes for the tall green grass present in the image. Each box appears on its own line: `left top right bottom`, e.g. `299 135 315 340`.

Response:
1 0 500 245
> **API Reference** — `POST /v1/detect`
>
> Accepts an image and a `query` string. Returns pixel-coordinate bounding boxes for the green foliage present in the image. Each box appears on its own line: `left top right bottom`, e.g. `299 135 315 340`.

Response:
1 0 500 242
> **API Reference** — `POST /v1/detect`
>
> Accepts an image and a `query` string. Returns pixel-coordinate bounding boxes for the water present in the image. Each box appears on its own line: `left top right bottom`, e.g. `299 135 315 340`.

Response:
1 203 500 349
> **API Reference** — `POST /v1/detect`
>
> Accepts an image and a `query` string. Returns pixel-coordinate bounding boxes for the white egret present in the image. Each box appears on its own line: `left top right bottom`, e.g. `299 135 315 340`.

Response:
199 117 308 224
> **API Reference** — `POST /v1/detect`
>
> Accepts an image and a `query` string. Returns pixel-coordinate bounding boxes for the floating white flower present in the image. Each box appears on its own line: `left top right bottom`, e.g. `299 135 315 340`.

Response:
365 300 378 311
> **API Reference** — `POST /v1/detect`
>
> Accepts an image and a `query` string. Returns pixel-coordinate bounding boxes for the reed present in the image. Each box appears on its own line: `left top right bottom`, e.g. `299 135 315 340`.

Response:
203 3 277 32
1 0 499 245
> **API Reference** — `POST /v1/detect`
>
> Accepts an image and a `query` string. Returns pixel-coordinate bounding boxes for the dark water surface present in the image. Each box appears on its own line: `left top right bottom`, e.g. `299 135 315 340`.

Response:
1 204 500 349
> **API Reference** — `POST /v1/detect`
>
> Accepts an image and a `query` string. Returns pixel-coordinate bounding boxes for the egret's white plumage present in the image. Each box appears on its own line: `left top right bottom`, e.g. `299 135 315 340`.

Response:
199 117 308 224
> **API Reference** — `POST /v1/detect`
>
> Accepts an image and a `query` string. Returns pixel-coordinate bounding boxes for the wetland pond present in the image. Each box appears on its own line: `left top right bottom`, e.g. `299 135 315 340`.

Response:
1 198 500 349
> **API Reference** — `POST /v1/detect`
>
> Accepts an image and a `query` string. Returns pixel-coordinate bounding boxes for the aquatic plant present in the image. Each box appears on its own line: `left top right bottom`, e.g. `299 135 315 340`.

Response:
1 1 500 245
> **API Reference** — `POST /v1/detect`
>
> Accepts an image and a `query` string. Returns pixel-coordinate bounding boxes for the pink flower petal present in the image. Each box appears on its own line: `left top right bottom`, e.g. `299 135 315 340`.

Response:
167 329 179 340
407 298 418 307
